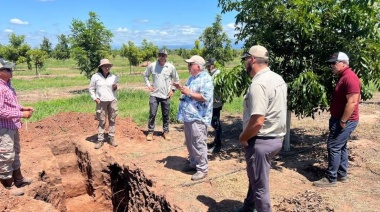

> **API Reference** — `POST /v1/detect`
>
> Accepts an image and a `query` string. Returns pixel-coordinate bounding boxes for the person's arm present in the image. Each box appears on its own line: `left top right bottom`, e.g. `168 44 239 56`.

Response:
143 65 155 91
340 93 360 127
89 75 99 103
239 114 265 147
0 91 23 119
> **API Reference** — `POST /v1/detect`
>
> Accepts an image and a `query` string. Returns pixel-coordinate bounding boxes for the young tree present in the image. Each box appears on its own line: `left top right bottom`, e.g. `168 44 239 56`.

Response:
52 34 70 61
1 33 31 70
199 14 234 65
27 48 48 78
140 39 158 62
69 11 113 79
40 37 53 57
120 41 141 74
190 39 202 56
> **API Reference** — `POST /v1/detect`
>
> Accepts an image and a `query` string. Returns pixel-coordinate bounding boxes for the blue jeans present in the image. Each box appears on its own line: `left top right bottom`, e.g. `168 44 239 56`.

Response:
326 117 358 182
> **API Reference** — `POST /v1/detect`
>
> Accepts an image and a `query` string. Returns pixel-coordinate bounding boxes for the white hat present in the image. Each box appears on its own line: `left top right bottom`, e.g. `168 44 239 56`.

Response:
185 55 205 66
327 52 349 63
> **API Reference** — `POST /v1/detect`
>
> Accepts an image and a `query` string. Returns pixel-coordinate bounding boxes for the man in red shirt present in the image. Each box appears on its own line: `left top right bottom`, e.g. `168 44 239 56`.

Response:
313 52 360 187
0 59 34 196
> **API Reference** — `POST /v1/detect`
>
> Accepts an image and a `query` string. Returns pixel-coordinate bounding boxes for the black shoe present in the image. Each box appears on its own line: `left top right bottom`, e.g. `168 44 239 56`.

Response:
212 144 221 153
207 142 216 149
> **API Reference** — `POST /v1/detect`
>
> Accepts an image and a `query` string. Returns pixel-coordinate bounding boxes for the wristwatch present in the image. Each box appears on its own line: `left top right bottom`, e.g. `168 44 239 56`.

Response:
340 120 347 124
187 92 192 98
171 88 176 92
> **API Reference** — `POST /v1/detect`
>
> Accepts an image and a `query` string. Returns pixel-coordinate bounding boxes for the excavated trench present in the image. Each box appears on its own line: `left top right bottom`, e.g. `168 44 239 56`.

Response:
30 137 180 212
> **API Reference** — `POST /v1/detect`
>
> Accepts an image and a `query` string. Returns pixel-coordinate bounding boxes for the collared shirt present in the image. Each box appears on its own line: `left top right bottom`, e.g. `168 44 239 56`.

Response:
143 61 179 99
177 70 214 125
0 79 23 129
89 72 118 101
330 67 360 120
243 67 287 137
209 68 223 108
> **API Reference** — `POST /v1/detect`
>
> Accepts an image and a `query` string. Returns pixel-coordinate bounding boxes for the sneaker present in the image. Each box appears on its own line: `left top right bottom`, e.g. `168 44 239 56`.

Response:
163 132 171 141
109 137 118 147
337 176 349 183
182 165 196 172
6 184 24 196
191 171 207 181
146 132 153 141
94 141 104 149
312 177 337 187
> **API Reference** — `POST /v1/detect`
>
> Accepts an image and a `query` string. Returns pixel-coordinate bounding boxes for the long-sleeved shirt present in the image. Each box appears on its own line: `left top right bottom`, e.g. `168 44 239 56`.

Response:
143 61 179 99
89 72 118 101
0 79 23 129
177 70 214 126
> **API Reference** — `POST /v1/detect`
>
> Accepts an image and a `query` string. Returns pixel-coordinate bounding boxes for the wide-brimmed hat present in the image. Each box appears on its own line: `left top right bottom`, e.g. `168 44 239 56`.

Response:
185 55 205 66
0 58 15 70
98 59 113 68
241 45 269 60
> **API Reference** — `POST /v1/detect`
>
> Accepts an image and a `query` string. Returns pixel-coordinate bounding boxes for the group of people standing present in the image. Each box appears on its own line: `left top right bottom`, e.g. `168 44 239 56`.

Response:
0 45 360 212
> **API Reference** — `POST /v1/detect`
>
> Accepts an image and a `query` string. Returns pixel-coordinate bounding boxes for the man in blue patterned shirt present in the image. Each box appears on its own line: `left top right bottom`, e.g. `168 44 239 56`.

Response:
173 55 213 181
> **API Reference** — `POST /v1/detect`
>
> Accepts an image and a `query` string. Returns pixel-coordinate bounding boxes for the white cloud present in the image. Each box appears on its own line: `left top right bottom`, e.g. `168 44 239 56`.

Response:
4 29 13 33
226 23 236 29
134 19 149 23
116 27 129 32
10 18 29 25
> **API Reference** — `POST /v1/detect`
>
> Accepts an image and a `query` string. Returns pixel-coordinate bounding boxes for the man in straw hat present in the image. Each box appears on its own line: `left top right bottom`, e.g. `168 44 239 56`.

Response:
0 58 34 196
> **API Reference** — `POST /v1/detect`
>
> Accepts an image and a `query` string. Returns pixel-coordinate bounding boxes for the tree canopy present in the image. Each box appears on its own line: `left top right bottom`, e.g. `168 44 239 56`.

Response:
69 11 113 79
218 0 380 118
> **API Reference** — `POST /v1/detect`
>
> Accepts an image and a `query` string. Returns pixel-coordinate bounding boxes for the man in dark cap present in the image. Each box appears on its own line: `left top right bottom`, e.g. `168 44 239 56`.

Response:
0 59 34 196
143 49 179 141
205 58 224 153
313 52 360 187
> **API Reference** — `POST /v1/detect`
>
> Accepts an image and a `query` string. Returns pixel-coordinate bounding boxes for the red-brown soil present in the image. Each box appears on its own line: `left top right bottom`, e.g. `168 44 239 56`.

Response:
1 96 380 211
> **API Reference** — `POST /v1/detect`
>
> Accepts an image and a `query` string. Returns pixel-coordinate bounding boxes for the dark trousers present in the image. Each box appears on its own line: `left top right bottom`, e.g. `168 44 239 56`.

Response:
326 117 358 182
211 107 222 145
244 137 283 212
148 96 170 133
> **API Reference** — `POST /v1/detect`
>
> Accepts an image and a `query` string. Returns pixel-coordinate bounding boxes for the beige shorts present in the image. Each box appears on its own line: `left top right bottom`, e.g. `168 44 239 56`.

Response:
0 128 21 179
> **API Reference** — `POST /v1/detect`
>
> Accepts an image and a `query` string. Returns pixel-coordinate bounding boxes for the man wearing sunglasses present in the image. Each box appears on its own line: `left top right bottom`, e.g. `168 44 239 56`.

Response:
313 52 360 187
143 49 179 141
0 59 34 196
237 45 287 212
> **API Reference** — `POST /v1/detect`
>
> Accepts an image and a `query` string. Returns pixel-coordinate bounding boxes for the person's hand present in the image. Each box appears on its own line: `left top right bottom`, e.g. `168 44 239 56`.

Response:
22 107 34 112
95 99 100 104
112 83 118 90
22 110 33 119
240 140 249 147
171 82 182 89
148 86 155 92
168 90 174 98
180 86 191 95
340 122 346 128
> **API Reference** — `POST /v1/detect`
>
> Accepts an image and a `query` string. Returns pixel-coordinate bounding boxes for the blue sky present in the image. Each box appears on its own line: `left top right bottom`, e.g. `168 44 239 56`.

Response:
0 0 241 49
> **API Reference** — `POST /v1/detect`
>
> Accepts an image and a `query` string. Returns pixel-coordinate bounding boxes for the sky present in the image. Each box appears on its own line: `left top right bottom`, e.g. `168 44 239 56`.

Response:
0 0 241 49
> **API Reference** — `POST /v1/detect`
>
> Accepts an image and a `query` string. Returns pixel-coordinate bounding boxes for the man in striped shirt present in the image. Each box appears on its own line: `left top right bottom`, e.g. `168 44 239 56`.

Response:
0 59 34 196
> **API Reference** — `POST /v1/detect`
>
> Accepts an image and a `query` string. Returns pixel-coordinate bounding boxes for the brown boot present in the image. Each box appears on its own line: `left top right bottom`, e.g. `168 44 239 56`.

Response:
95 140 104 149
1 178 24 196
13 168 33 187
109 137 118 147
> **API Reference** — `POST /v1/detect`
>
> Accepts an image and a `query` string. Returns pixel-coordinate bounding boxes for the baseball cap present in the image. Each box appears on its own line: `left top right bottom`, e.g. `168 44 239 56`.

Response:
205 58 216 66
0 58 15 70
327 52 349 63
185 55 205 66
158 48 168 55
241 45 269 60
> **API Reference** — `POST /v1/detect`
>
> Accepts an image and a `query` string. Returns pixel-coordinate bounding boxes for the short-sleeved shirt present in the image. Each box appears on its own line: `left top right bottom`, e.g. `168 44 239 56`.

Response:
330 67 360 121
243 67 287 137
0 79 23 129
177 70 214 125
143 61 179 99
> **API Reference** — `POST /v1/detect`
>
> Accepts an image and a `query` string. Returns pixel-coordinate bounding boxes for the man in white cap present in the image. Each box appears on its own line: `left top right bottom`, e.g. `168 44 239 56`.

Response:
0 58 34 196
143 49 179 141
238 45 287 212
313 52 360 187
174 55 213 181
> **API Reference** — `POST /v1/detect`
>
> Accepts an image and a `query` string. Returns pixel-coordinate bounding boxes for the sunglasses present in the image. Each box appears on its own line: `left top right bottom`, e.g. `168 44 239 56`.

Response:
158 54 166 57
